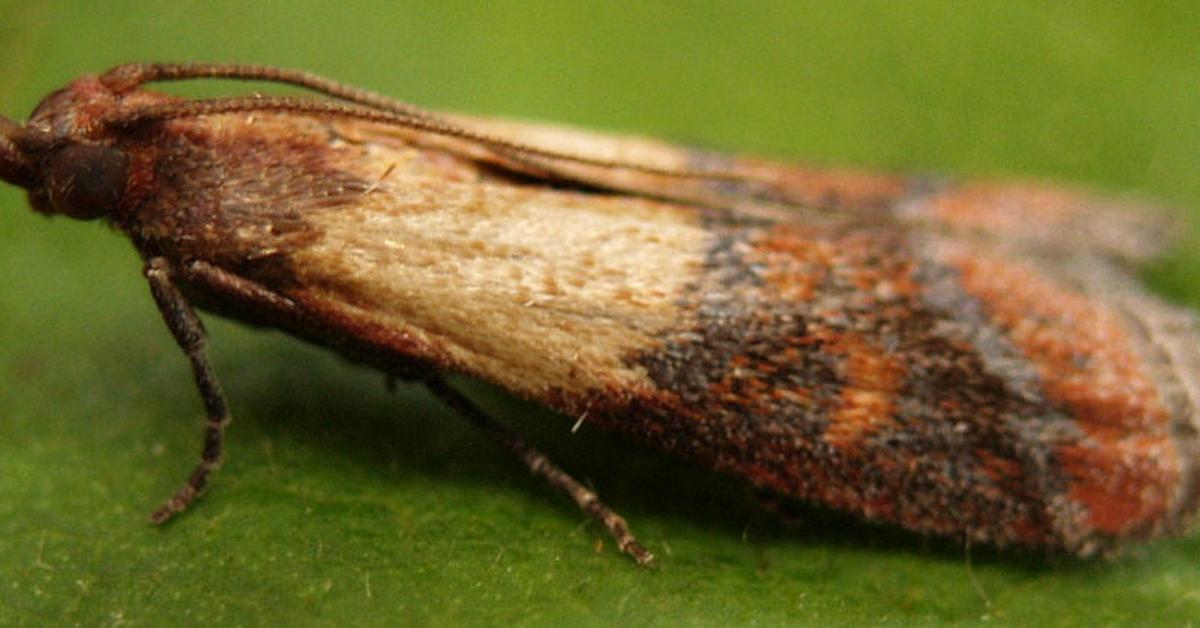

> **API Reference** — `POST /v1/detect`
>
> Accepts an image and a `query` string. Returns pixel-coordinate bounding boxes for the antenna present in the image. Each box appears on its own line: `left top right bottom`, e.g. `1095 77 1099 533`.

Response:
97 62 751 183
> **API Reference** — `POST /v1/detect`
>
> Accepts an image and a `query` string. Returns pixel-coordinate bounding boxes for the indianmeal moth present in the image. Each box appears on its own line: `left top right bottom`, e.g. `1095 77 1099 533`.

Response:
2 63 1198 566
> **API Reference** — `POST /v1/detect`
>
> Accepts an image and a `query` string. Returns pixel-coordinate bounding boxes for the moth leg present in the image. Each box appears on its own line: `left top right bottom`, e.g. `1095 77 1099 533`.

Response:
143 257 231 524
424 376 655 566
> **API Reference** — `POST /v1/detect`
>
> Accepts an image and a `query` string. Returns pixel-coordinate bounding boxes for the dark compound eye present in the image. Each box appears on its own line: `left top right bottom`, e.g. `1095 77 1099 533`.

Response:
44 143 128 220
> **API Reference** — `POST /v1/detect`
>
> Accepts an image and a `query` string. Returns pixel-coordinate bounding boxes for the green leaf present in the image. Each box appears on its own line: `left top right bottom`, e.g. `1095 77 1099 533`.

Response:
2 1 1198 624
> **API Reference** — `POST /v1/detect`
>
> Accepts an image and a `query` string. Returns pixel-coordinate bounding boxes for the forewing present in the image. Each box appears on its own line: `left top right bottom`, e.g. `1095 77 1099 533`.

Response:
112 99 1198 555
380 113 1177 266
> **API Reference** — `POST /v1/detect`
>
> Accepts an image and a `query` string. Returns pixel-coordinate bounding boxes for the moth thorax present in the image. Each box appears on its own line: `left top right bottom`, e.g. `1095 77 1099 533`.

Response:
42 143 128 221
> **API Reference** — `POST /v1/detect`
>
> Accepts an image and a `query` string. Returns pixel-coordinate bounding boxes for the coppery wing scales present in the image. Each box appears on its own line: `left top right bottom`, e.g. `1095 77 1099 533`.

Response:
615 209 1198 556
617 214 1064 549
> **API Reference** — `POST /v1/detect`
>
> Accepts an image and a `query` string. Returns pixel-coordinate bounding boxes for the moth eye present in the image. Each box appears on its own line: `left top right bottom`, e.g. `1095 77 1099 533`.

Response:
43 144 128 221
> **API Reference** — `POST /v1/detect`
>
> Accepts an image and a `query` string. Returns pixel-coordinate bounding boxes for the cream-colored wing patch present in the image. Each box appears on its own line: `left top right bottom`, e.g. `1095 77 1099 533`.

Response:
290 172 709 398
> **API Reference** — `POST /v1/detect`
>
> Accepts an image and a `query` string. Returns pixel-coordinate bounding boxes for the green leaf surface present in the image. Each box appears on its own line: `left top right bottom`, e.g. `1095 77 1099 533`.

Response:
2 1 1198 625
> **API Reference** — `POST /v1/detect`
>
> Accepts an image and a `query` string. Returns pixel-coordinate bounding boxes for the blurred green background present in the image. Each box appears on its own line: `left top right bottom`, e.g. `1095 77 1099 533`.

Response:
2 1 1198 625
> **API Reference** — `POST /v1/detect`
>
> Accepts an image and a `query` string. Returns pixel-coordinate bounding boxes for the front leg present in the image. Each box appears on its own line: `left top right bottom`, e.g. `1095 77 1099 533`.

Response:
143 257 232 524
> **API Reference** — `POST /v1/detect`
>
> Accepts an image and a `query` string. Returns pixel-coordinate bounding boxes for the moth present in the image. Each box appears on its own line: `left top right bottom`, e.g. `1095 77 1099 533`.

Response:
2 63 1197 565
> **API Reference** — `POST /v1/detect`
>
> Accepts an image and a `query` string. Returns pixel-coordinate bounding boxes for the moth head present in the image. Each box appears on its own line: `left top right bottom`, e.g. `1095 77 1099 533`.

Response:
0 115 128 221
0 115 37 191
